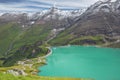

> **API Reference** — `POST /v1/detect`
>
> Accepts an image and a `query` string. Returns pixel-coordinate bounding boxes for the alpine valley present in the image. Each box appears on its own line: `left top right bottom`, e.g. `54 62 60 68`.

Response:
0 0 120 80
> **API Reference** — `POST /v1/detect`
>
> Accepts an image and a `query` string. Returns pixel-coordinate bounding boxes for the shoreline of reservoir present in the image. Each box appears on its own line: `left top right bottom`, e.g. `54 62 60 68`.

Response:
40 47 52 58
39 45 120 80
52 45 120 49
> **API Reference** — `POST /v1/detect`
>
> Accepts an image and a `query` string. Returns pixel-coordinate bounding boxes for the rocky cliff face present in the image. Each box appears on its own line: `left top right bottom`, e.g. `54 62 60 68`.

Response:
0 7 86 32
68 0 120 37
85 0 120 14
48 0 120 46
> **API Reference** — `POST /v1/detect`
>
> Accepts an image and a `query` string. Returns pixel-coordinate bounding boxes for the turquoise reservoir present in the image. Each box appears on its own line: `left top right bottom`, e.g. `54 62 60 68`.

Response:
38 46 120 80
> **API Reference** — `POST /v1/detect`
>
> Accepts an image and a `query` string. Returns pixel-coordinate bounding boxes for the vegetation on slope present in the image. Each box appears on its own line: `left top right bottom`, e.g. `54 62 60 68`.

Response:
2 45 48 67
0 57 91 80
0 22 51 67
0 19 119 80
49 30 105 46
69 36 105 45
0 72 90 80
106 42 120 48
0 23 22 57
48 28 75 46
13 24 51 50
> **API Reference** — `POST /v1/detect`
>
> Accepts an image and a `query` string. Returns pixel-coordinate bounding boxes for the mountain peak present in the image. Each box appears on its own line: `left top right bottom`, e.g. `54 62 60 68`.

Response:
49 6 60 14
85 0 120 14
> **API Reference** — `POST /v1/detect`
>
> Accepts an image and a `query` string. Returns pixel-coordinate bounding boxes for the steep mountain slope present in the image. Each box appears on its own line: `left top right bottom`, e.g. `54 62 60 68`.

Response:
0 6 85 55
0 23 22 57
49 0 120 46
0 23 50 66
0 7 85 66
0 0 120 66
79 0 120 36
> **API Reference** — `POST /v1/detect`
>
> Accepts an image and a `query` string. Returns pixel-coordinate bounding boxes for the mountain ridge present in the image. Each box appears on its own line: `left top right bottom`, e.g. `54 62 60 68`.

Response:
0 0 120 67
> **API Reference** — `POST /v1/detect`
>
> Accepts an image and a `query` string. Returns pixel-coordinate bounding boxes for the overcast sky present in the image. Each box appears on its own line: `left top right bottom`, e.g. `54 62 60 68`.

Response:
0 0 116 12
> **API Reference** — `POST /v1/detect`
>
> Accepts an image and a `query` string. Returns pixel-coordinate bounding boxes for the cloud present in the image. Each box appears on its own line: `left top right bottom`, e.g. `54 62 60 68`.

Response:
0 0 26 3
0 0 114 12
30 0 99 7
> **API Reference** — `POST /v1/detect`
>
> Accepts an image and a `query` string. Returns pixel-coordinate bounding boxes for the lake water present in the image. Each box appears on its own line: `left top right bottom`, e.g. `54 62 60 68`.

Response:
38 46 120 80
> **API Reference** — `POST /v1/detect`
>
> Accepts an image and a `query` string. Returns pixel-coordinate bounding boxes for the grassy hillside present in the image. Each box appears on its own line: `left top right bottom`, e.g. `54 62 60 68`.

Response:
48 27 75 46
48 25 120 48
0 22 52 55
0 72 91 80
0 20 119 80
106 42 120 48
69 36 104 45
0 58 92 80
0 23 22 57
13 24 51 50
48 29 105 46
0 22 52 67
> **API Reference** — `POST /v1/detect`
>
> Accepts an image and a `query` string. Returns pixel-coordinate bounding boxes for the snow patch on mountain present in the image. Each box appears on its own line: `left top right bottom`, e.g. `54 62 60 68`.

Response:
85 0 120 15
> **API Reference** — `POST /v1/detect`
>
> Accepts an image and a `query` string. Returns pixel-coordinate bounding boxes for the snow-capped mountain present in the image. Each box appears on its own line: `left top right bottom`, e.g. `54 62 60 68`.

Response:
61 0 120 38
0 0 120 36
114 0 120 12
0 6 86 26
30 6 85 21
0 6 85 19
85 0 120 14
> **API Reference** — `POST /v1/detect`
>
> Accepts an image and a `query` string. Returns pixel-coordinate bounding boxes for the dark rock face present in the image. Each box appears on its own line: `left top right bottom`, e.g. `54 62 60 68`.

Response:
66 0 120 37
48 0 120 47
0 6 83 29
78 39 98 45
